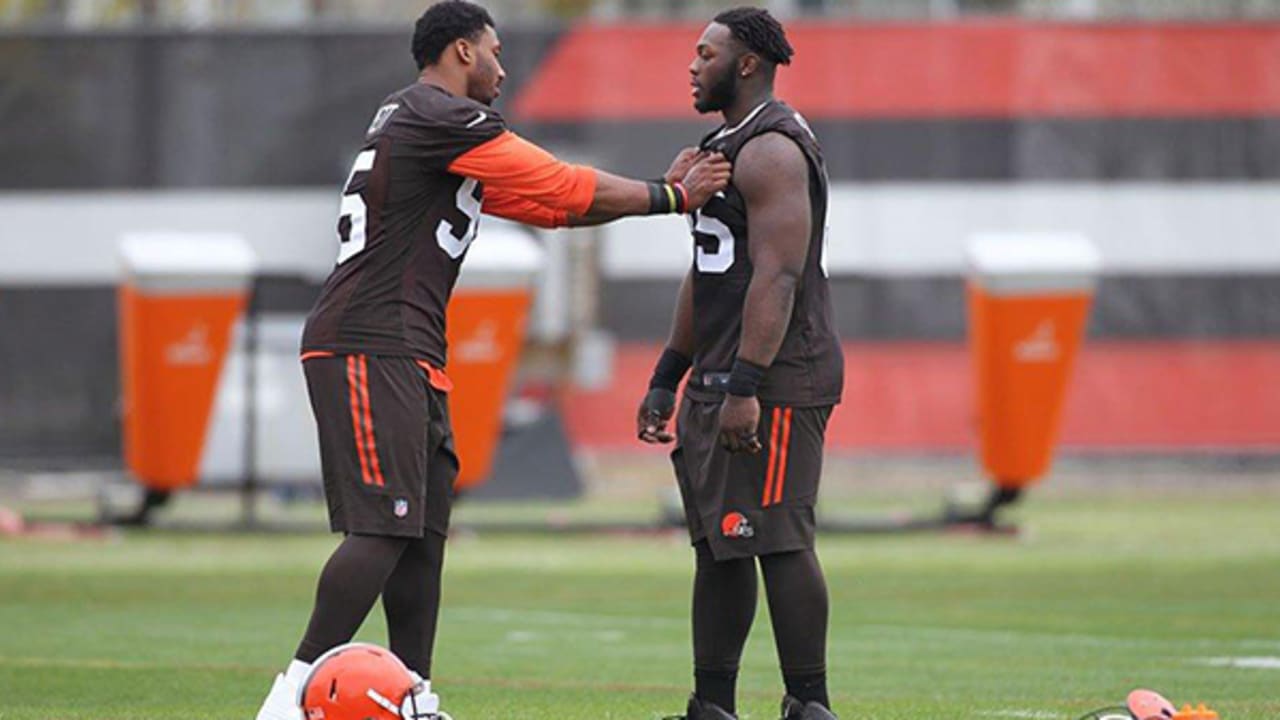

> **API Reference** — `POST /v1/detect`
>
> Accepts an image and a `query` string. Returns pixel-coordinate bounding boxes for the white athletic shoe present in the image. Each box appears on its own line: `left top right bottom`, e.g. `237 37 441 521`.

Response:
404 673 452 720
255 672 303 720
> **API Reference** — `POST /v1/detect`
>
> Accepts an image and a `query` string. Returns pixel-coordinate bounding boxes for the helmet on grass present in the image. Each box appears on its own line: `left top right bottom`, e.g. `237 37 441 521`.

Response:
298 643 427 720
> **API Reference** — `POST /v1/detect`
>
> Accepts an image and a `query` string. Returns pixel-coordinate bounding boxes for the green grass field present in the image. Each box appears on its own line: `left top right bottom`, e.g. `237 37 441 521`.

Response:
1 470 1278 719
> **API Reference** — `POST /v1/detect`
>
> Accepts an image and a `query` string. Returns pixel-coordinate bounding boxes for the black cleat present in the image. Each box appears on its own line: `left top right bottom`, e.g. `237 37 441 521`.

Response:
780 694 838 720
663 693 738 720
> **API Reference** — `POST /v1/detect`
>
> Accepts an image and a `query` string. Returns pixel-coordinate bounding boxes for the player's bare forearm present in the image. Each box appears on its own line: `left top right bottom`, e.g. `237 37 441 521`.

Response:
588 155 730 216
734 131 812 367
637 271 695 446
571 149 723 226
584 171 657 216
565 208 628 227
666 269 696 357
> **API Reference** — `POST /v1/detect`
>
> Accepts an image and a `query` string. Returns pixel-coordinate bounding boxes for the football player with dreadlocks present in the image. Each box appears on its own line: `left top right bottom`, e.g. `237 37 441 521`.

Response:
639 8 844 720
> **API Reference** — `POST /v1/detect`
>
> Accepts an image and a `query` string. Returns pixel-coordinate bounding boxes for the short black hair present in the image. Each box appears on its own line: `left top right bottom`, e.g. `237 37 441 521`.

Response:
712 7 794 67
411 0 495 70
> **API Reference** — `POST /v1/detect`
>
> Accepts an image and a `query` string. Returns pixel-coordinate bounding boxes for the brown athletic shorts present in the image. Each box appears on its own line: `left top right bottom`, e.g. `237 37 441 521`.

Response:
302 354 458 538
671 397 832 561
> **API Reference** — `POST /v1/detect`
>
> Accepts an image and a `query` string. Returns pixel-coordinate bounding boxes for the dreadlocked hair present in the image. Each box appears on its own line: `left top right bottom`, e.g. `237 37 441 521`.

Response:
713 7 794 66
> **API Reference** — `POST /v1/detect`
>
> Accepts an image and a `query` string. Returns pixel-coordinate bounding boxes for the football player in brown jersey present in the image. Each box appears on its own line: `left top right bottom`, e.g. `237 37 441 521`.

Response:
254 3 731 719
639 8 844 720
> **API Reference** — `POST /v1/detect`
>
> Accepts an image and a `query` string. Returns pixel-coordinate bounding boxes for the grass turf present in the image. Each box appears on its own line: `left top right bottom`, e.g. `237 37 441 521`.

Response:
1 483 1278 719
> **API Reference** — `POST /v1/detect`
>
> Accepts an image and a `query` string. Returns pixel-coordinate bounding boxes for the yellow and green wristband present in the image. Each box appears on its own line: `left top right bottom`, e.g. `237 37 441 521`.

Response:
647 181 689 215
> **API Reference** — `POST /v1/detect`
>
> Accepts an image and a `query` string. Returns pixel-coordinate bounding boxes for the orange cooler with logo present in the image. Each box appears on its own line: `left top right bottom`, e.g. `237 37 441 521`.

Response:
967 234 1101 489
445 225 544 492
118 234 256 491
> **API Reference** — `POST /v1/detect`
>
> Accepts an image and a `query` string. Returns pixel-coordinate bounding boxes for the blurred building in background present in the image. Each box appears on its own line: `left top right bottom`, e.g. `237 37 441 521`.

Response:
6 0 1280 26
2 0 1279 471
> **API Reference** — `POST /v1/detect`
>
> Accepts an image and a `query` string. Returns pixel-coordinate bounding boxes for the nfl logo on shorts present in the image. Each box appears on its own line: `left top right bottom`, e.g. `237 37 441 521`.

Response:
393 498 409 518
721 512 754 539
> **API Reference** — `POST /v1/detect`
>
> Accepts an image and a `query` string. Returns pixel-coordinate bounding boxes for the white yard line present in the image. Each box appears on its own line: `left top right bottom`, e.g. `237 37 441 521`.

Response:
449 606 683 629
1195 656 1280 670
860 623 1278 651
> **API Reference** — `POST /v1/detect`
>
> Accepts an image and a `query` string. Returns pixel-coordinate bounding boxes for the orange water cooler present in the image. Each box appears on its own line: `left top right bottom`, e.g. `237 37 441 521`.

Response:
118 234 256 492
966 234 1101 520
445 226 544 493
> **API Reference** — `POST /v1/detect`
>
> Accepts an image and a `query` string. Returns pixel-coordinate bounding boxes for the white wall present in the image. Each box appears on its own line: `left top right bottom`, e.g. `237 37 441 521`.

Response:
600 182 1280 278
0 190 340 284
6 184 1280 286
0 189 572 340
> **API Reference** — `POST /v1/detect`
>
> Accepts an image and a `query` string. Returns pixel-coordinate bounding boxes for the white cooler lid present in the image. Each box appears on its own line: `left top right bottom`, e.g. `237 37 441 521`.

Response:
120 232 256 293
457 222 545 289
967 232 1102 295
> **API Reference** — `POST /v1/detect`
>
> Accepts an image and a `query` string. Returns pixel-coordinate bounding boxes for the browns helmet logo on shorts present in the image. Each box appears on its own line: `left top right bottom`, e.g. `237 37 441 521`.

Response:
720 512 754 538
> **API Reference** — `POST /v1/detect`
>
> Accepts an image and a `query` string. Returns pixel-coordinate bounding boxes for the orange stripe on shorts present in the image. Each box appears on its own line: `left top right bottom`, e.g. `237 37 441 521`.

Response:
773 408 794 506
763 407 782 507
347 355 374 486
357 355 386 487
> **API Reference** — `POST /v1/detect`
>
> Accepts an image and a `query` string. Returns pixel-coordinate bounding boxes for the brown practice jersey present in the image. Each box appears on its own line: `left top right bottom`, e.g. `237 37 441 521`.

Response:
684 100 844 407
301 82 509 368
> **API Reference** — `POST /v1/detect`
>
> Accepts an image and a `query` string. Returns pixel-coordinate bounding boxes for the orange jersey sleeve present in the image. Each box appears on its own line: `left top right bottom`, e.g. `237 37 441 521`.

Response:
482 188 569 229
448 131 597 216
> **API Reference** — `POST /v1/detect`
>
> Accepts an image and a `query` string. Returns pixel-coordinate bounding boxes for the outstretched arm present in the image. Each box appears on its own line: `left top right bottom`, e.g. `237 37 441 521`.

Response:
481 188 567 229
482 188 683 229
483 190 678 229
450 132 728 219
568 147 706 227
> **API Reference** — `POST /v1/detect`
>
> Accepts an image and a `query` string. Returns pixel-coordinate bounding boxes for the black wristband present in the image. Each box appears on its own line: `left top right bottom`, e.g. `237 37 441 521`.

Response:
649 347 692 391
645 181 681 214
726 358 767 397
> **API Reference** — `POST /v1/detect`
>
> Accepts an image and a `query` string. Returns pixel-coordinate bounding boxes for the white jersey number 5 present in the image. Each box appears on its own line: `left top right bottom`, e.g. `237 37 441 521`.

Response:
436 177 483 260
336 149 376 265
337 152 484 264
693 210 735 274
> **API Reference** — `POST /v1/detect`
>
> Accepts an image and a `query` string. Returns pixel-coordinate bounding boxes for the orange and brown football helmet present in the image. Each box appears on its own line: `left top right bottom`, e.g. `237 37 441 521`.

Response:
297 643 429 720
